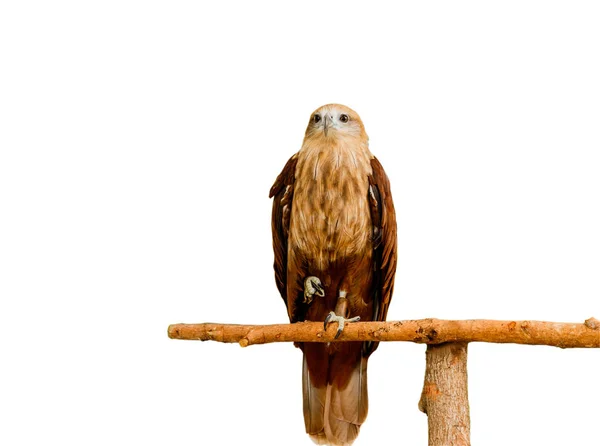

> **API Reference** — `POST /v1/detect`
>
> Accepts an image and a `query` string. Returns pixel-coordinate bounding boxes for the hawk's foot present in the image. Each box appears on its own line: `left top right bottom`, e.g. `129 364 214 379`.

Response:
324 311 360 339
303 276 325 304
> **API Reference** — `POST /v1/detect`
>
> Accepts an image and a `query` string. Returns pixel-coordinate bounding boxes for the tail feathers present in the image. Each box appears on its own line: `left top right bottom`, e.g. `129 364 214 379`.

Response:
325 356 368 444
309 432 329 445
303 355 326 436
303 354 369 446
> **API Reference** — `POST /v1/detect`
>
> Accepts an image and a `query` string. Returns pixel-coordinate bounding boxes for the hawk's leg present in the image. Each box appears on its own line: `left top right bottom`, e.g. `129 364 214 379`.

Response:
303 276 325 304
323 290 360 339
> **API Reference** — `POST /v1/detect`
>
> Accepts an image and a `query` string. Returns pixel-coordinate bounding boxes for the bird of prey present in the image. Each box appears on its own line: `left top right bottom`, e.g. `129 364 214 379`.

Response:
270 104 397 445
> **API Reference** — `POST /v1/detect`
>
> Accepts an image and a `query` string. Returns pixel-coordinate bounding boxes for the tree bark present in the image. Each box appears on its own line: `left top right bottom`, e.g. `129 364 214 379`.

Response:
419 343 470 446
167 317 600 348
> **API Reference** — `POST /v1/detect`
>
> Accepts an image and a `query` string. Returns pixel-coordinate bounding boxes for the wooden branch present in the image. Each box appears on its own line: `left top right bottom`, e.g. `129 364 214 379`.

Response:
419 343 470 446
168 317 599 348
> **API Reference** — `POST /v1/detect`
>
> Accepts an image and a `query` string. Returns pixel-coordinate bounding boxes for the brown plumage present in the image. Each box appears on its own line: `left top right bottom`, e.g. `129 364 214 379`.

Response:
270 104 397 445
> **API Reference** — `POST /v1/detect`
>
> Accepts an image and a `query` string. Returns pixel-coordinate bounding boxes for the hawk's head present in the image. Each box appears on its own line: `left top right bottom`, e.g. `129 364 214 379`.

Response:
304 104 368 142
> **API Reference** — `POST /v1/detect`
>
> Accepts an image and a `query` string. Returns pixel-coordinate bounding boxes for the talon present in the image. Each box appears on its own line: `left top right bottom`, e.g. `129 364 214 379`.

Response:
335 326 343 339
315 283 325 297
304 276 325 304
324 312 333 330
324 311 360 338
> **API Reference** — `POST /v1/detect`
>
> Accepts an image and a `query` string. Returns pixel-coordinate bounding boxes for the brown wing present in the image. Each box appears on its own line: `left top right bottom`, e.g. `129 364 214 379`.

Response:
366 156 397 353
269 154 298 306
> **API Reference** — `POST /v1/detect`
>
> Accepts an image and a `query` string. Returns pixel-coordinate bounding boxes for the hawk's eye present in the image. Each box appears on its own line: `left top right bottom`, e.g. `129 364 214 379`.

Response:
313 114 321 123
339 114 349 123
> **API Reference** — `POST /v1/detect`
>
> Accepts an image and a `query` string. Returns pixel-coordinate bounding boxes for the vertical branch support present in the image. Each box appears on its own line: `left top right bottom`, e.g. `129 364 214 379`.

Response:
419 342 471 446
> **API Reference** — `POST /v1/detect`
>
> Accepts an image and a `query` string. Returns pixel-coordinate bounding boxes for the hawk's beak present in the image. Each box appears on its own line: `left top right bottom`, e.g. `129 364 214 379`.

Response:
323 115 329 136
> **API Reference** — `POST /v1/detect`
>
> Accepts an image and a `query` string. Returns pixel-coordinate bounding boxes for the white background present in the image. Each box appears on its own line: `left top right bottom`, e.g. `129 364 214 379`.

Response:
1 1 599 445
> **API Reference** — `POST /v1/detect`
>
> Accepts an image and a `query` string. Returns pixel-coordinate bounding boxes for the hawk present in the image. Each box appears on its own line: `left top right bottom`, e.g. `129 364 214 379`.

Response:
270 104 397 445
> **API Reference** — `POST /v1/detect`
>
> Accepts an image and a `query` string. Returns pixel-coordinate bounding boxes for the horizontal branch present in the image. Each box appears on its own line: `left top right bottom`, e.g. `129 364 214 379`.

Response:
168 317 599 348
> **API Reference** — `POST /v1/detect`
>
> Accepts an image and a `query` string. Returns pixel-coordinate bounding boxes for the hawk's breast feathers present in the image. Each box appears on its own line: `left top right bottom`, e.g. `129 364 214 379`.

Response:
270 149 396 325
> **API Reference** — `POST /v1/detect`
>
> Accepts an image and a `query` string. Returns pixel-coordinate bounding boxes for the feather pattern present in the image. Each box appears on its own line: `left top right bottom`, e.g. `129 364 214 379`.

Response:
365 157 397 355
270 154 298 305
